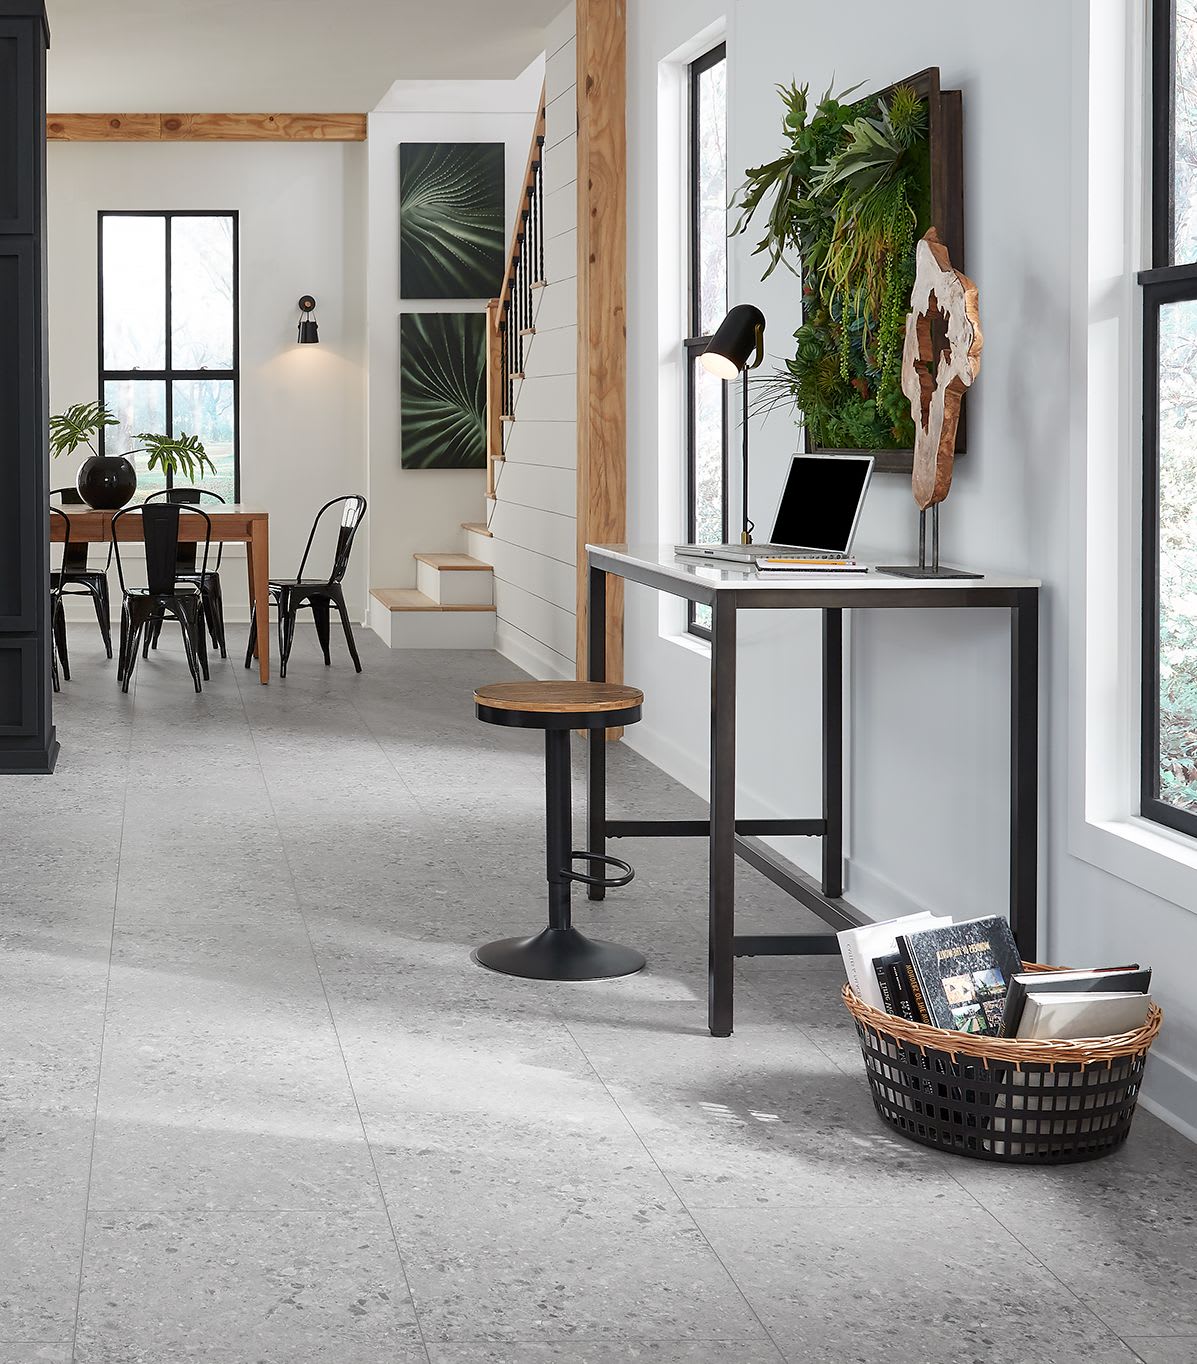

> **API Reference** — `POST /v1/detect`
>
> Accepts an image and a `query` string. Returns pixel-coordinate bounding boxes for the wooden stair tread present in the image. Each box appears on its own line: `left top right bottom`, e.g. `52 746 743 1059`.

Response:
474 681 643 714
413 553 492 571
371 588 495 613
460 521 493 538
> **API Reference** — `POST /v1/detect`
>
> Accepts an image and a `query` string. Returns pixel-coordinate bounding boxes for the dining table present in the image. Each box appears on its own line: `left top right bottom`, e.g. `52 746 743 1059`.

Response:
51 503 272 683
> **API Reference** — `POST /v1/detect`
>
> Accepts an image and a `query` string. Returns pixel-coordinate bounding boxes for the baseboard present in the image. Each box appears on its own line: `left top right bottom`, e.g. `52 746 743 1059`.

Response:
1139 1048 1197 1144
493 619 572 680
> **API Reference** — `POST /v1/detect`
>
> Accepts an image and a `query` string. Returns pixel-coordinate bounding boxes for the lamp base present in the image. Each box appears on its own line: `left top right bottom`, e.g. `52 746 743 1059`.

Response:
876 564 983 580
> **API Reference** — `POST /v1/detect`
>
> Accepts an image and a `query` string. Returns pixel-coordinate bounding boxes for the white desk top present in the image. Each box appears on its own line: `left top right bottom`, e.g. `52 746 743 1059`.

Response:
587 544 1041 593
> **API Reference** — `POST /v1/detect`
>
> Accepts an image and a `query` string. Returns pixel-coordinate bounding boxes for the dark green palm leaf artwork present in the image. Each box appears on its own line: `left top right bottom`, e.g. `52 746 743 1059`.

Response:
400 143 505 299
400 312 487 470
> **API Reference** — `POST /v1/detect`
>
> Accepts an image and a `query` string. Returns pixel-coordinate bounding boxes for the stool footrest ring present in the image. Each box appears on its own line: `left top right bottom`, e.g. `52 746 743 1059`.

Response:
564 851 634 889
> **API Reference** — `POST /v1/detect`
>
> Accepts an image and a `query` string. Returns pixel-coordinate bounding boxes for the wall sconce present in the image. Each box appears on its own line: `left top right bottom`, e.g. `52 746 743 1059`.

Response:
297 295 319 344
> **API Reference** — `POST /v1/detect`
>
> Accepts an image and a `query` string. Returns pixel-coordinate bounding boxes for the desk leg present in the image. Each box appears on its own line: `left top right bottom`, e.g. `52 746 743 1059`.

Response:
822 608 844 899
1010 592 1039 956
250 522 271 684
708 595 737 1037
587 563 607 901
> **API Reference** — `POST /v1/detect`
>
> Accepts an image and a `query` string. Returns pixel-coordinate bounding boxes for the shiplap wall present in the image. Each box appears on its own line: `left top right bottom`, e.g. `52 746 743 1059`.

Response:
488 3 578 678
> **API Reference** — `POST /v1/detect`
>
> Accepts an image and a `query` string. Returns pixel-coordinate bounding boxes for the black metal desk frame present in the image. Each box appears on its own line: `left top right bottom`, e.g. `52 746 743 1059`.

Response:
585 546 1041 1038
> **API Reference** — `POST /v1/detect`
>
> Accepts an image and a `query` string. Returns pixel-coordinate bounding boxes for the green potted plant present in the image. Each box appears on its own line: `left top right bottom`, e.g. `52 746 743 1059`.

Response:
50 400 216 508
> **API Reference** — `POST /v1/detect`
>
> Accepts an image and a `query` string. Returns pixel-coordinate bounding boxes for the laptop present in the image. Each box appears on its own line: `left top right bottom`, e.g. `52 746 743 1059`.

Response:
675 453 874 563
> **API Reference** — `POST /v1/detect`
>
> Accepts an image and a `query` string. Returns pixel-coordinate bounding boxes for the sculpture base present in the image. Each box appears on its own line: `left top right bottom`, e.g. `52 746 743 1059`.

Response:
876 564 983 580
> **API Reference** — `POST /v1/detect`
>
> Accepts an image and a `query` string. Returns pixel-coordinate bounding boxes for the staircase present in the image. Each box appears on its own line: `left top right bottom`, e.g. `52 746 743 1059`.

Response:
368 86 547 651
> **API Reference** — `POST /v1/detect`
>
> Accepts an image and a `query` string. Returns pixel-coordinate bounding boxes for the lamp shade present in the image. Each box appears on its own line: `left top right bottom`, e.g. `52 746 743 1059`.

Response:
701 304 766 380
297 295 319 345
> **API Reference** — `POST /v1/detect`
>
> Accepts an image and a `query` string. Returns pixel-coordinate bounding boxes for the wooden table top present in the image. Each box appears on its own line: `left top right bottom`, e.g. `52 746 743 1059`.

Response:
51 504 268 540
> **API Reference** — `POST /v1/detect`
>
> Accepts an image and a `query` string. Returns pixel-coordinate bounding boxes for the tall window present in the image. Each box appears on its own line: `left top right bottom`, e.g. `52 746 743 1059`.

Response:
685 43 728 636
1144 2 1197 837
99 211 239 502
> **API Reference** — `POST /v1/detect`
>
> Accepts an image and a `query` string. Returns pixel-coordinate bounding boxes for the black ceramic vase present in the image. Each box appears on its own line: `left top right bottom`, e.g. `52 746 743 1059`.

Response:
76 455 137 510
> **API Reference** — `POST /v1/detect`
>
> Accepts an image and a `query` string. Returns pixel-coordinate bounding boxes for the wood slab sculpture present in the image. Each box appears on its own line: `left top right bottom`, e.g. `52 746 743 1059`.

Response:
902 228 982 510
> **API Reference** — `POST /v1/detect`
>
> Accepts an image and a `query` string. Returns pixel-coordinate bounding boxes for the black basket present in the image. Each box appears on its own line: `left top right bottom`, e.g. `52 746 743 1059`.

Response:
844 982 1162 1164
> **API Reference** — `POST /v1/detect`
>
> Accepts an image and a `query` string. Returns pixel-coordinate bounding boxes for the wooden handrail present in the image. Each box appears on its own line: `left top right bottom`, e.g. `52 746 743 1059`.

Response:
486 85 548 498
497 87 547 314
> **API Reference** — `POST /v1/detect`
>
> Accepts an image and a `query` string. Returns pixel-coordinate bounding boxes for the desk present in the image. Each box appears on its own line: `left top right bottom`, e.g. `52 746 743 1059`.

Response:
585 544 1042 1037
51 504 272 684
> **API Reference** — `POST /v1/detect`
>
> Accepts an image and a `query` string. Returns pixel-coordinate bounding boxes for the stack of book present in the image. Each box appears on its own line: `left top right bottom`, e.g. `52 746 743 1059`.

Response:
838 913 1154 1040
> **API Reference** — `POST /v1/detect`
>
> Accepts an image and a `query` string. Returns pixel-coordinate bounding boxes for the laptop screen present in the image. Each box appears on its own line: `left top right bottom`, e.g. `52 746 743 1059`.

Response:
770 456 872 553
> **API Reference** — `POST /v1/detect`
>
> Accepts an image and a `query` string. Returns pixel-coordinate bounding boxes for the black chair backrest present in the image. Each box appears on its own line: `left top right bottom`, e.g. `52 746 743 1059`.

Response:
296 495 366 584
111 503 212 597
49 506 70 592
50 487 90 573
144 487 226 572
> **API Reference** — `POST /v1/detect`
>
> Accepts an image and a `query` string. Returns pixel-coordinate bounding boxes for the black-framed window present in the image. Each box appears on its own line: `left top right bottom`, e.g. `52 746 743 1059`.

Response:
99 211 240 503
685 42 728 637
1142 1 1197 837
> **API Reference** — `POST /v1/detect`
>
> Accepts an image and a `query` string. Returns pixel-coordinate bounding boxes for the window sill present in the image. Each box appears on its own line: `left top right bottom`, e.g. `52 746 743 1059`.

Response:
1071 810 1197 916
665 629 711 661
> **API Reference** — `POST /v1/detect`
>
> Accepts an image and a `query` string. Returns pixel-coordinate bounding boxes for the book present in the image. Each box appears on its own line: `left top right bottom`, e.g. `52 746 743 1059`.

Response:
836 913 949 1012
999 966 1150 1037
872 952 901 1015
756 559 868 575
895 916 1023 1035
1016 991 1153 1040
886 958 918 1021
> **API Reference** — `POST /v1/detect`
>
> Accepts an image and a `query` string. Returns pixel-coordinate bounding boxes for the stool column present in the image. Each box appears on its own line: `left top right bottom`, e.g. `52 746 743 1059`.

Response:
545 728 572 931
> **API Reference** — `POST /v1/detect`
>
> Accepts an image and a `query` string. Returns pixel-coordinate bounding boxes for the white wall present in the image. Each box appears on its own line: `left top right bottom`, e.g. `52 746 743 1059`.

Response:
366 68 542 592
625 0 1197 1137
489 3 579 678
47 141 368 619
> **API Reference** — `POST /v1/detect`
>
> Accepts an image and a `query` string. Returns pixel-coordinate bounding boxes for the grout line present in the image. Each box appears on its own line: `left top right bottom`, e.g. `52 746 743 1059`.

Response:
951 1182 1155 1355
229 650 434 1364
68 639 140 1363
559 1021 788 1364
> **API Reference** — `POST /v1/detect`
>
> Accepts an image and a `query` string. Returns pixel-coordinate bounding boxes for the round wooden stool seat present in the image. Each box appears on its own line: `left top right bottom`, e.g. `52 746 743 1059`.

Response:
474 681 643 730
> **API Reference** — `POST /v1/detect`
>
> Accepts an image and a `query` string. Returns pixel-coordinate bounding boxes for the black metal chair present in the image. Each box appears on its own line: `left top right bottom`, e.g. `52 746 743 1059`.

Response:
112 503 211 694
144 487 227 658
471 681 646 981
245 495 366 679
49 506 71 692
50 487 113 658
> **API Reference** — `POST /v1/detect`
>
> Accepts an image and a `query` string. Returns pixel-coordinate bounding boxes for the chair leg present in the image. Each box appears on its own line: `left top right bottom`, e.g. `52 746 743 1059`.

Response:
333 589 362 674
177 604 203 694
278 591 297 679
52 599 70 681
209 576 227 659
193 597 209 681
311 597 332 666
93 580 113 659
51 630 60 693
121 620 143 693
245 604 257 670
116 603 129 682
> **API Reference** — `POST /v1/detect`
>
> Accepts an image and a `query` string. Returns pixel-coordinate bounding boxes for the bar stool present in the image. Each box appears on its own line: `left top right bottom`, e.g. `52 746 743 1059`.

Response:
472 680 646 981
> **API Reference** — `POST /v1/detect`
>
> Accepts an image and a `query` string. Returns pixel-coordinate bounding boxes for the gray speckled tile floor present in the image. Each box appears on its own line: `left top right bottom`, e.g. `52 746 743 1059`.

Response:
1 631 1194 1362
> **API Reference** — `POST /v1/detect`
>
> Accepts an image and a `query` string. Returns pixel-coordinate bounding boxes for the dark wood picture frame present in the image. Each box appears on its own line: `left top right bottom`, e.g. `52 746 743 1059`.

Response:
805 66 965 474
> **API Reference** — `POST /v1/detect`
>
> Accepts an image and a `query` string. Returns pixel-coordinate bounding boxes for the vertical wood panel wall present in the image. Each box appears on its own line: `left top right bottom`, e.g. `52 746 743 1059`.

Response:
0 1 55 773
488 8 581 677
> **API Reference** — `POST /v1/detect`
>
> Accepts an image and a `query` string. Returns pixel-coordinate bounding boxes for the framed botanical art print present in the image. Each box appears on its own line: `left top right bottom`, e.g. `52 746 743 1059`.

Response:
400 142 505 299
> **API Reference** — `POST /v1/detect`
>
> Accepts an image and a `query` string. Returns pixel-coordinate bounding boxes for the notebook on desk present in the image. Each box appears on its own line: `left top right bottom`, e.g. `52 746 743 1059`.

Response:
674 453 874 564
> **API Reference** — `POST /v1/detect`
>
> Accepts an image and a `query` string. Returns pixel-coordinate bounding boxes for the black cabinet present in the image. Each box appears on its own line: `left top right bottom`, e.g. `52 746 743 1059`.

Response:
0 3 55 772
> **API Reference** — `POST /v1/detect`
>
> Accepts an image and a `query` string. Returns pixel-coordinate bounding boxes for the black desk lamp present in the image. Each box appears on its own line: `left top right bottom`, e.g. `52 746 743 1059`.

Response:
701 304 766 544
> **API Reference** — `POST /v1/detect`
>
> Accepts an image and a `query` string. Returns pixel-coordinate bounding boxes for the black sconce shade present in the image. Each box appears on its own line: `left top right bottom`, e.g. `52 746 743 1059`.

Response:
701 303 766 379
297 295 319 344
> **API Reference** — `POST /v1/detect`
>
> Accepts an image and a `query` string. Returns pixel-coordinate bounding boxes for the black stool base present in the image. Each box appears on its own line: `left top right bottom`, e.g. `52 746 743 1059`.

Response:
473 927 645 982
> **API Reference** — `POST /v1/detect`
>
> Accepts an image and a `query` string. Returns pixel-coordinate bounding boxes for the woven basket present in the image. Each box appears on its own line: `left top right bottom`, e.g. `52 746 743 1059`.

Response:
843 963 1163 1163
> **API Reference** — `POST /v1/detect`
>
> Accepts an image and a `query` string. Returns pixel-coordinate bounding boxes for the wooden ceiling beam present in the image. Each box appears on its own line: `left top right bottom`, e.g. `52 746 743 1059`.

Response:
46 113 367 142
